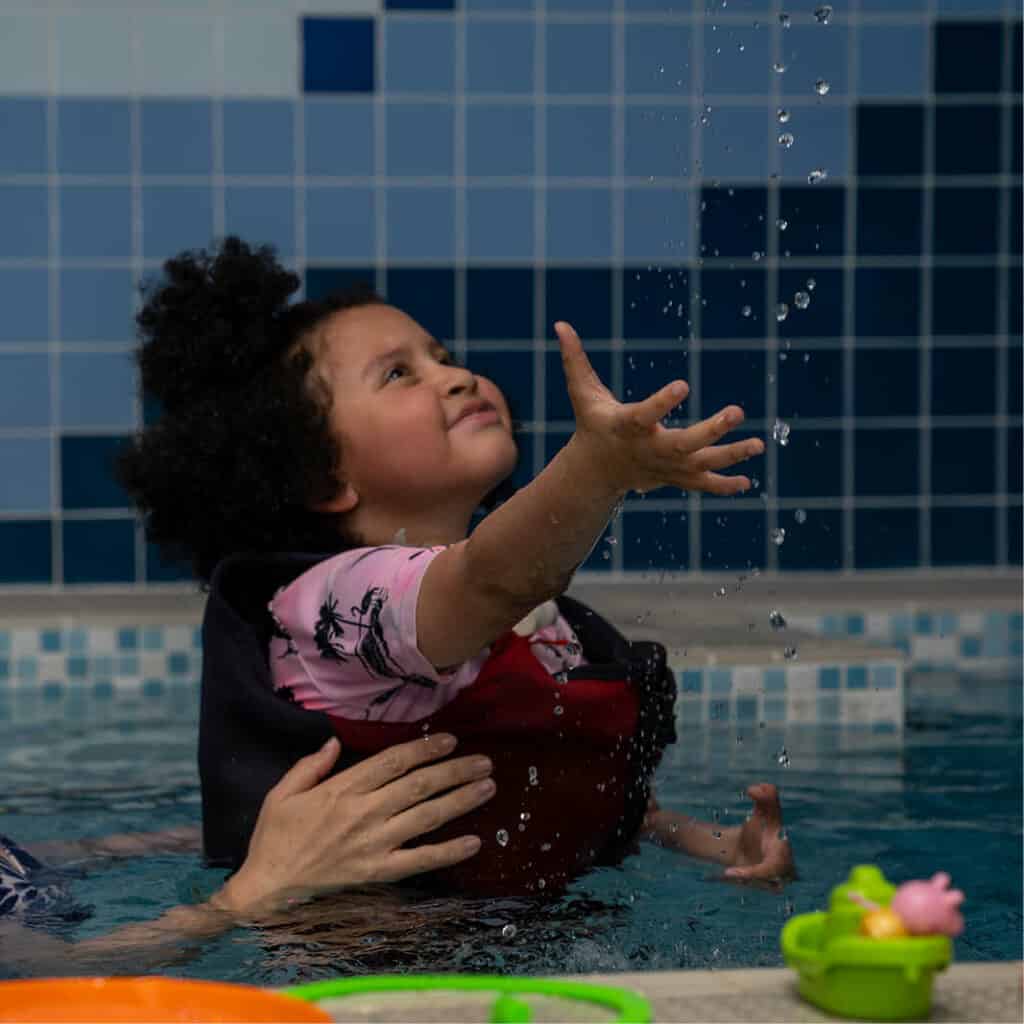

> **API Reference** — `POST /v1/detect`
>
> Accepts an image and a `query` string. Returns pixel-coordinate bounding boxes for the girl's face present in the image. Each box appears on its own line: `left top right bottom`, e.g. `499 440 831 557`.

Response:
314 303 518 547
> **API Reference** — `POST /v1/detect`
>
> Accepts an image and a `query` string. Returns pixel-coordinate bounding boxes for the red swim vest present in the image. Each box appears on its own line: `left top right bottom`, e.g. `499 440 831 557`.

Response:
199 553 677 896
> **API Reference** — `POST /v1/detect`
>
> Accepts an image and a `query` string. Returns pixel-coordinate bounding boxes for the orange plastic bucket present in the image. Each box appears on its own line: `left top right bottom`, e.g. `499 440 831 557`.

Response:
0 977 332 1023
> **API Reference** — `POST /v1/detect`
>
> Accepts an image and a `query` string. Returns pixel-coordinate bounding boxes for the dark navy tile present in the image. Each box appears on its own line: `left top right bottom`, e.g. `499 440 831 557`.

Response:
699 268 766 340
1009 506 1022 564
466 350 534 424
385 268 455 340
857 106 924 177
777 508 842 570
305 267 376 301
855 348 920 417
146 543 194 583
386 0 455 7
700 349 765 420
0 99 46 174
931 506 996 566
623 267 690 340
61 436 131 511
141 101 213 175
778 348 842 419
855 268 921 337
1014 105 1022 176
854 508 920 569
699 186 766 259
777 187 845 257
466 269 532 340
63 520 135 584
855 429 918 496
545 348 611 421
303 18 375 93
545 269 613 341
935 106 1001 175
931 347 996 415
58 100 131 174
1008 345 1022 415
777 429 843 499
1014 22 1022 94
933 187 999 255
1010 188 1022 260
0 520 51 584
934 22 1003 93
857 187 922 255
1008 427 1022 495
777 269 842 338
700 509 765 572
932 427 996 495
1008 263 1022 336
623 347 688 408
932 267 997 336
623 508 690 571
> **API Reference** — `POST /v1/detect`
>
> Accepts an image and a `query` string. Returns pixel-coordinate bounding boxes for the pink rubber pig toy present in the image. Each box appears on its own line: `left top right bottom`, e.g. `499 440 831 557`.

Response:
889 872 965 937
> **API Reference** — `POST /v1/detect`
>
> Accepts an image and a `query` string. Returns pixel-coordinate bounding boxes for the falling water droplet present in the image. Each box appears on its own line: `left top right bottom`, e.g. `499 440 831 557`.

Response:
553 705 564 716
807 168 828 184
776 746 791 766
699 112 711 126
806 277 817 291
803 352 811 363
772 419 791 446
528 765 539 786
738 42 745 52
501 924 517 939
814 78 831 96
713 585 728 598
770 527 786 546
541 842 552 852
769 609 787 631
777 108 791 125
779 12 791 28
741 304 753 318
776 218 789 231
496 829 510 847
776 302 789 322
752 250 763 261
814 4 833 24
784 646 798 661
537 878 546 890
794 290 811 309
772 61 787 74
778 132 795 149
794 508 807 524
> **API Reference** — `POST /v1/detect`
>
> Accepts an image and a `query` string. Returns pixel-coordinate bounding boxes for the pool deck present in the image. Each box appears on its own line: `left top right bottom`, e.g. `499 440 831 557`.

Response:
312 961 1023 1022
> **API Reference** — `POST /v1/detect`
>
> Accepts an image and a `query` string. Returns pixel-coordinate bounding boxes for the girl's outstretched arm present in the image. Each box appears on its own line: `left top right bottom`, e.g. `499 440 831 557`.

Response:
23 826 201 868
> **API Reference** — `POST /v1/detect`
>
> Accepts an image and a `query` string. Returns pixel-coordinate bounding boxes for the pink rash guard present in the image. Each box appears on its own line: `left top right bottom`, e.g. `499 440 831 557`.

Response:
268 545 588 722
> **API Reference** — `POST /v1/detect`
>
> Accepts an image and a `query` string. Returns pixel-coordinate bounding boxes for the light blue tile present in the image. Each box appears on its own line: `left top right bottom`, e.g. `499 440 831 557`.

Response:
304 100 374 176
385 18 455 92
778 104 850 182
68 629 87 653
681 670 703 694
466 106 534 177
60 269 135 343
55 11 132 94
871 664 898 689
624 187 690 262
679 698 703 724
16 657 36 682
818 666 841 690
387 104 455 177
934 0 1004 10
548 0 612 8
625 24 692 95
60 352 136 429
938 612 957 636
818 695 841 721
0 658 8 683
709 669 732 695
709 698 730 721
141 101 213 175
167 651 189 675
58 101 131 174
546 188 612 261
0 270 48 342
736 696 758 721
0 355 50 428
466 20 534 93
93 655 113 677
0 633 8 655
223 101 294 176
547 22 613 94
763 668 786 692
306 186 376 260
701 107 771 180
142 627 163 651
222 12 295 96
61 187 132 262
0 186 47 261
466 187 534 261
846 614 865 635
703 23 771 96
142 186 215 261
822 614 840 635
1011 614 1023 633
858 25 927 97
547 105 613 177
846 665 868 689
0 100 46 174
137 13 215 94
118 655 139 676
387 188 455 261
225 187 294 265
624 105 692 178
0 439 51 512
780 25 849 97
143 678 165 697
0 13 49 92
914 612 933 635
192 627 202 649
891 613 911 637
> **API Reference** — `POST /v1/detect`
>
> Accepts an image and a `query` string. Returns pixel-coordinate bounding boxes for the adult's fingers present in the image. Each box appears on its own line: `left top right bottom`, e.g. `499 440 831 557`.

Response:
692 438 764 472
380 775 497 847
269 737 342 800
371 753 494 820
327 733 459 797
374 835 484 884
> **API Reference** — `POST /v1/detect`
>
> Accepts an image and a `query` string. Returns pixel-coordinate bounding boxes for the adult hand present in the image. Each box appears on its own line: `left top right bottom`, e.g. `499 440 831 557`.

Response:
723 783 796 884
214 734 494 915
555 320 763 496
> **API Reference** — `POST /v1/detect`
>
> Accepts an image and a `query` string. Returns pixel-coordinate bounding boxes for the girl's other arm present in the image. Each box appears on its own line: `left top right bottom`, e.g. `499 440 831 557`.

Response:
22 826 201 868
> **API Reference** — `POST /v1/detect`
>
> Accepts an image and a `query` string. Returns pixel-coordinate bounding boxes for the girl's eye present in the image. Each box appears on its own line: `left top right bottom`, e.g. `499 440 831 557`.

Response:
384 353 458 384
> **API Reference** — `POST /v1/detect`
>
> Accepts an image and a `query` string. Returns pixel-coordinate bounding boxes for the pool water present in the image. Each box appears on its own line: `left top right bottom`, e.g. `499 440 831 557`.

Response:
0 673 1019 983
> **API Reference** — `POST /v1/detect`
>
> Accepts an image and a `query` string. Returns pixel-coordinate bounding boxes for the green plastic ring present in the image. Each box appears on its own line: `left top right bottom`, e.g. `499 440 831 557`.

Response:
282 974 653 1023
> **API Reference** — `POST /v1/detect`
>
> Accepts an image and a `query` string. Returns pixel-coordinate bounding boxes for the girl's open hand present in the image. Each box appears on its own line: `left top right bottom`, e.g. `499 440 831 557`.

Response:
555 320 764 496
724 783 796 884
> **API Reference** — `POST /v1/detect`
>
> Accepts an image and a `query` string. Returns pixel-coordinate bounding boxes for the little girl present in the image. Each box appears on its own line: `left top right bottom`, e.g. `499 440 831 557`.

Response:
119 237 793 893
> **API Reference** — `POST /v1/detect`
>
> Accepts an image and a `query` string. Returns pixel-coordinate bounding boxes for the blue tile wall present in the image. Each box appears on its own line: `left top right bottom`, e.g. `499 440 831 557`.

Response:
0 4 1018 586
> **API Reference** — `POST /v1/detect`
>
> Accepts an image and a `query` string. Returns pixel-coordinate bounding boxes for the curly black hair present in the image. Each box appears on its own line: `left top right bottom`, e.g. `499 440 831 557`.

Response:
118 237 517 584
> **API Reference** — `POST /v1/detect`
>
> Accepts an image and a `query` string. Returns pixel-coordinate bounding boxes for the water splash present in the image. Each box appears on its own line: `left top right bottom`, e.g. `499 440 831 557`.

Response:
794 290 811 310
783 646 798 661
776 302 789 322
496 829 510 847
807 168 828 184
772 61 787 74
814 4 833 24
806 276 817 291
777 108 791 124
778 132 795 149
772 419 791 446
502 924 517 939
794 508 807 524
769 609 787 631
814 78 831 96
740 304 753 318
776 217 789 231
776 746 791 767
779 12 791 28
770 527 786 547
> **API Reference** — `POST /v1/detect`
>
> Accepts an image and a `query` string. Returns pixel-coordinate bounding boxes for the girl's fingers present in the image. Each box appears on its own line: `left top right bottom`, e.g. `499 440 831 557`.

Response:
691 438 764 472
687 471 752 496
375 835 483 883
676 405 746 454
555 322 612 400
380 775 497 848
631 380 689 432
